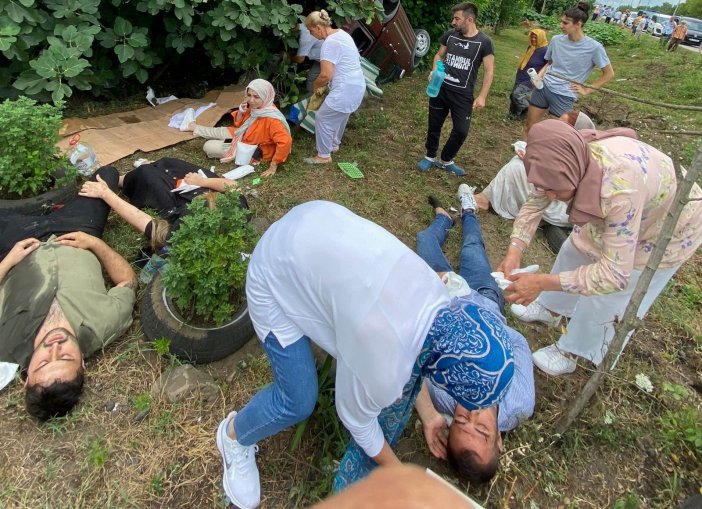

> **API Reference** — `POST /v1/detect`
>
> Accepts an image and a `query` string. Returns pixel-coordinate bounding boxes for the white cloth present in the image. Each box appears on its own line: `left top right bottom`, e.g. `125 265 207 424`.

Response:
168 103 216 129
320 31 366 113
482 156 570 227
246 201 450 457
539 236 680 366
298 23 323 61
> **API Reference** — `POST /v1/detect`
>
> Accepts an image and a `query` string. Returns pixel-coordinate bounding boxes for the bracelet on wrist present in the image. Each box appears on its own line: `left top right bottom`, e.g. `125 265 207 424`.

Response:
509 240 525 253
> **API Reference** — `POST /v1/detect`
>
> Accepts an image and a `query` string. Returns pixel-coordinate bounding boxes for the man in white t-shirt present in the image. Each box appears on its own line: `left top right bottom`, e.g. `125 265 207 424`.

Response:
292 23 323 94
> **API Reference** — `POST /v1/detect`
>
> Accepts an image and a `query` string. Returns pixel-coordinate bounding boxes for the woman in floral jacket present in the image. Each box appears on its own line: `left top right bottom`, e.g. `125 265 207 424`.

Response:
497 120 702 376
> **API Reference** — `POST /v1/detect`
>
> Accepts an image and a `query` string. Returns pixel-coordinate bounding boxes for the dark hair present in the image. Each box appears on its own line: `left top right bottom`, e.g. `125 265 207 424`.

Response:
453 2 478 20
447 445 499 483
563 2 590 25
25 370 85 421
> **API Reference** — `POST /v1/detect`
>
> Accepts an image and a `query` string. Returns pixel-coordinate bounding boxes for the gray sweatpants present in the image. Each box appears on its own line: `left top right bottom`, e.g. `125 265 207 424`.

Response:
193 125 231 159
315 102 350 158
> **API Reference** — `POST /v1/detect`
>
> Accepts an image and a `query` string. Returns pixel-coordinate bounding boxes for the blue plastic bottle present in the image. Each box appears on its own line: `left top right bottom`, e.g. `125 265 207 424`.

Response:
426 61 445 98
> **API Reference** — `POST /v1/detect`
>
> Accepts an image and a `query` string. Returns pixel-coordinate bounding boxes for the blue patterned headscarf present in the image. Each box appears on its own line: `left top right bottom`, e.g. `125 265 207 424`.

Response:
420 299 514 410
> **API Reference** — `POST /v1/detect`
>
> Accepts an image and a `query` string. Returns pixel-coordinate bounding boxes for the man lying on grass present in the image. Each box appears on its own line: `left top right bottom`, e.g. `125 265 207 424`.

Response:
414 188 535 483
0 166 136 421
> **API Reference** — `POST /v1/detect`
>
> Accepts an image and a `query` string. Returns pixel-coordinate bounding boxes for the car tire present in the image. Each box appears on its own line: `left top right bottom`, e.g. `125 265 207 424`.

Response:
0 170 77 216
412 29 431 68
543 224 571 254
140 272 256 364
380 0 400 22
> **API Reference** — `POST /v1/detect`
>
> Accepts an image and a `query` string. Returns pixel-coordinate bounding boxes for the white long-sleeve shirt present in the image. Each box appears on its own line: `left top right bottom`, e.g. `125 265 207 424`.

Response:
246 201 450 457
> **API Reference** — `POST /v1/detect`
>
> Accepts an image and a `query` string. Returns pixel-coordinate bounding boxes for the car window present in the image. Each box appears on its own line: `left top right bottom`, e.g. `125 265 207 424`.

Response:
684 18 702 31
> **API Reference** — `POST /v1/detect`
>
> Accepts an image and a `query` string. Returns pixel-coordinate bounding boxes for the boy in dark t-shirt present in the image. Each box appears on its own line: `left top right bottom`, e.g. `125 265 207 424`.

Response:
417 2 494 177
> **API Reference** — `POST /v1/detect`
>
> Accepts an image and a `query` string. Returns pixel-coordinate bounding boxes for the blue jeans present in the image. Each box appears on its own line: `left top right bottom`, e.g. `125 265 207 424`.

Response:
233 332 318 446
416 211 504 311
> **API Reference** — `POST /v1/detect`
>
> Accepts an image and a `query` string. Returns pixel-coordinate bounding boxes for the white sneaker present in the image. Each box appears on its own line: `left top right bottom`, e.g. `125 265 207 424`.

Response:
456 184 477 212
510 301 560 327
532 344 577 376
216 411 261 509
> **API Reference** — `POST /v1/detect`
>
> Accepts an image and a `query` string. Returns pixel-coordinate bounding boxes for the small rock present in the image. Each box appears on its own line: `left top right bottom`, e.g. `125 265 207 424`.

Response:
105 400 118 412
134 409 151 422
151 364 219 403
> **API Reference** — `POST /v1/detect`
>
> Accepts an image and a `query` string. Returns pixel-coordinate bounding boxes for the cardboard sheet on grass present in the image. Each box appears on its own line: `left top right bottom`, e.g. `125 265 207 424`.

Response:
291 57 383 134
56 85 246 165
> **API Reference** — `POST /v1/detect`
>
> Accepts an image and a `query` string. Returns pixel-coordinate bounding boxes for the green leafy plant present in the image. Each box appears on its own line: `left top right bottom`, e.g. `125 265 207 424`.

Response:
162 190 258 326
87 438 109 468
132 392 152 413
2 0 381 102
0 96 74 199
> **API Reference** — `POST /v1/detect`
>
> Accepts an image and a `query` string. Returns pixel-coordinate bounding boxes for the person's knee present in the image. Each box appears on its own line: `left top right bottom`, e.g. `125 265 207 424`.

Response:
280 383 317 422
95 166 119 189
203 140 225 158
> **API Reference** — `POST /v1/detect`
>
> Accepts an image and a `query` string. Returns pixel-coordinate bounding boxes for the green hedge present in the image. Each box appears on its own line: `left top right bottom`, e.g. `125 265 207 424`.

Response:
0 0 381 104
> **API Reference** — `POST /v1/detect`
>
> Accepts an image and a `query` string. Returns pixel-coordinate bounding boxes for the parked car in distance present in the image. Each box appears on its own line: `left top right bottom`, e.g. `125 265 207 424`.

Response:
344 0 430 84
681 16 702 46
647 12 669 36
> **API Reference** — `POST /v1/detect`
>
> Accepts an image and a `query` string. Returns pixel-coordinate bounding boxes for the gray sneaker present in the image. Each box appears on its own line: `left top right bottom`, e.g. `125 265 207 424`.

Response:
216 411 261 509
456 184 477 212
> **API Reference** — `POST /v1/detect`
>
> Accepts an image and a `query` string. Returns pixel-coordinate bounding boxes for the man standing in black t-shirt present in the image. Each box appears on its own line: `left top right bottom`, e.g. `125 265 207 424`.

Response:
417 2 494 177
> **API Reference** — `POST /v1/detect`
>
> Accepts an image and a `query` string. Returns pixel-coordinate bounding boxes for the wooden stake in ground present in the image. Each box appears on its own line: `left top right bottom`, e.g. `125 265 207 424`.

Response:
554 143 702 435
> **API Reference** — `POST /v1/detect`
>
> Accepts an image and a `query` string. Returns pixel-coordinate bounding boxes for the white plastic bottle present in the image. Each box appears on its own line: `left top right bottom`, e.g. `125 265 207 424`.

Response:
67 134 100 176
527 68 544 90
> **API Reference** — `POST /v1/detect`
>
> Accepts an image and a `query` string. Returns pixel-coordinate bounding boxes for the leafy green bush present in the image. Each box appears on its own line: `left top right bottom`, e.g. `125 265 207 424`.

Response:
522 9 625 46
583 21 626 46
0 96 74 199
162 190 258 326
1 0 381 103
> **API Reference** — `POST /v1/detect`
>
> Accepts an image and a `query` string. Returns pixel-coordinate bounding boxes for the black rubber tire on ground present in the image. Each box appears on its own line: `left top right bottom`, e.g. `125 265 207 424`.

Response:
412 29 431 68
140 272 256 364
0 171 77 216
543 223 571 254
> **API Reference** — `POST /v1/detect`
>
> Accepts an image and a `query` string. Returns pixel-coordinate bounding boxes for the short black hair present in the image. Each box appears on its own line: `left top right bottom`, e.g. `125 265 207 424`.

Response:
564 2 591 25
447 443 499 484
453 2 478 20
25 370 85 421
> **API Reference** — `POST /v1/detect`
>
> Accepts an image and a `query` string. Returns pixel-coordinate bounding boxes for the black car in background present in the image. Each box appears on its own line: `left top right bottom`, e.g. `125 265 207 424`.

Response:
681 17 702 46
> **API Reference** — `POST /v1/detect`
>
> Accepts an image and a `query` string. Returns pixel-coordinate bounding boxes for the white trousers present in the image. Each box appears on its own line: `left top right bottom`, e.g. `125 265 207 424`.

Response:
315 102 350 158
193 125 231 158
539 237 680 366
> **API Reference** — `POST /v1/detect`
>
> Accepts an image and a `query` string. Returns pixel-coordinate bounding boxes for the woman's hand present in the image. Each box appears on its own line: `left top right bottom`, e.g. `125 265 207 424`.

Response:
3 238 40 269
504 273 561 305
185 121 196 132
421 413 448 460
184 172 208 187
79 174 112 200
496 244 524 276
570 83 590 96
260 162 277 178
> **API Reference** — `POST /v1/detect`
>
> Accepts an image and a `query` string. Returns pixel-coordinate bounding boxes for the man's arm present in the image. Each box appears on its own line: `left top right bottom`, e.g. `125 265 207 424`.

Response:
56 232 137 290
415 380 449 459
429 45 448 80
473 53 494 109
0 238 41 284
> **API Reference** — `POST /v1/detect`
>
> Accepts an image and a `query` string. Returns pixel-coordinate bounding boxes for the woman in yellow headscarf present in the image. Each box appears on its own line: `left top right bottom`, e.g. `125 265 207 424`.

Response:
509 29 549 119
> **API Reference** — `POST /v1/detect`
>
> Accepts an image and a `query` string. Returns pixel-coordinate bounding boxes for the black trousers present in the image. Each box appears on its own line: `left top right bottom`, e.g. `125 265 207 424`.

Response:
0 166 119 260
425 86 473 162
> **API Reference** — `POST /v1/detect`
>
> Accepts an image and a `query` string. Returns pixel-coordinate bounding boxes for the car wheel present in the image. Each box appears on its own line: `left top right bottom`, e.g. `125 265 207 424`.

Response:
0 169 77 216
412 29 431 68
140 272 256 364
380 0 400 22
